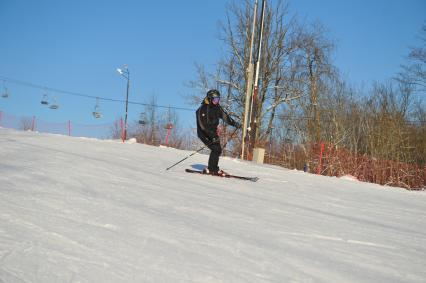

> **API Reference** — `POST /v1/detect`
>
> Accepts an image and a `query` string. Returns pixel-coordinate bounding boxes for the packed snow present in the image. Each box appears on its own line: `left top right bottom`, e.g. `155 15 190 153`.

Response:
0 128 425 283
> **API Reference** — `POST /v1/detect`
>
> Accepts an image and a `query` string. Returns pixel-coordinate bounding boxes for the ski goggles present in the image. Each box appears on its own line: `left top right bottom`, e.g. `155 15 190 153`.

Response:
212 97 220 104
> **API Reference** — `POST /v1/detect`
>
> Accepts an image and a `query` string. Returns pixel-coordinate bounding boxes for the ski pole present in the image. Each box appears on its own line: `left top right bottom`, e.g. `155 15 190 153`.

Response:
165 145 207 171
165 127 239 171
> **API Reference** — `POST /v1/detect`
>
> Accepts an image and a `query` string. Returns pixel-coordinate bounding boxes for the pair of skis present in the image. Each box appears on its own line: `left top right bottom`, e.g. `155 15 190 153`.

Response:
185 168 259 182
165 135 259 182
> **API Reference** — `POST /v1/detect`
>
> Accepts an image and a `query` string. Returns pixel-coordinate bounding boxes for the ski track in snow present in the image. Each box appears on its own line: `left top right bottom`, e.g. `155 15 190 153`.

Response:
0 128 425 283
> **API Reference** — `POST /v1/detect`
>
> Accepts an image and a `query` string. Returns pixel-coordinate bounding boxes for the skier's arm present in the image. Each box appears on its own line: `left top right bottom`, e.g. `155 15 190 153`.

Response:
220 106 240 128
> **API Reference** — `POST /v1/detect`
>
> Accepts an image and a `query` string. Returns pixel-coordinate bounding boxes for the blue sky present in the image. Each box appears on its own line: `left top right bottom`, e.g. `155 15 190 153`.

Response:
0 0 424 130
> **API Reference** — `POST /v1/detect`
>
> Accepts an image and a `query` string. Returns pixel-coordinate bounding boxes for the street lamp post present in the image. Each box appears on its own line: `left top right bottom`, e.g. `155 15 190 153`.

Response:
117 65 130 141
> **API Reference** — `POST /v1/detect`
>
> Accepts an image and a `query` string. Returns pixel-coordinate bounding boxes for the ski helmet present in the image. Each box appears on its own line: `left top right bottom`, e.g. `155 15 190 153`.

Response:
207 89 220 99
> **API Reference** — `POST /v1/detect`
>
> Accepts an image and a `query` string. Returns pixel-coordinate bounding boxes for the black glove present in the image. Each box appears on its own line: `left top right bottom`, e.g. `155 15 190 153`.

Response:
210 136 219 144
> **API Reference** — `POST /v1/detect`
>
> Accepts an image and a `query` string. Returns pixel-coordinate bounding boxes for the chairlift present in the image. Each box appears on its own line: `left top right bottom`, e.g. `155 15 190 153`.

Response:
163 108 173 146
92 97 102 119
41 94 49 105
138 112 147 125
1 87 9 98
1 80 9 98
164 106 173 129
49 97 59 110
93 111 102 119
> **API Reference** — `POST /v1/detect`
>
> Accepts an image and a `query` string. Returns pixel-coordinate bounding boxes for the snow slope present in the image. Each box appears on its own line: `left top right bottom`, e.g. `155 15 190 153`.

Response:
0 128 425 283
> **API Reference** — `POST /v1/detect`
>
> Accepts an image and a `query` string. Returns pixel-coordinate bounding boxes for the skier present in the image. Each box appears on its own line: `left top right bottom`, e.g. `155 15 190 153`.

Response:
196 89 240 176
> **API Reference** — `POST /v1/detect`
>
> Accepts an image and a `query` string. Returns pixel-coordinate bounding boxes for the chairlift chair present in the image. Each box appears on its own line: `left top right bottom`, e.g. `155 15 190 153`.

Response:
138 112 147 125
41 94 49 105
1 81 9 98
1 87 9 98
49 97 59 109
93 111 102 119
92 98 102 118
164 107 173 130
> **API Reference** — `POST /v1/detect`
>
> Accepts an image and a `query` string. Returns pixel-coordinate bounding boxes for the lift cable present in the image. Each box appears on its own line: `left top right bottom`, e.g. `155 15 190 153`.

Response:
0 75 196 112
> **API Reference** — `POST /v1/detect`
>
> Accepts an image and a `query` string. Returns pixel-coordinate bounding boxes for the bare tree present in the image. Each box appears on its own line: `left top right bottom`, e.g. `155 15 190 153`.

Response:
397 23 426 93
130 96 161 145
294 23 336 143
19 117 33 131
109 118 123 139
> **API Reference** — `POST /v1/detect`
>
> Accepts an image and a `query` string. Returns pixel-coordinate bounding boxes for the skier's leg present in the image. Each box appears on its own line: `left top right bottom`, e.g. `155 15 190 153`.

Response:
207 141 222 172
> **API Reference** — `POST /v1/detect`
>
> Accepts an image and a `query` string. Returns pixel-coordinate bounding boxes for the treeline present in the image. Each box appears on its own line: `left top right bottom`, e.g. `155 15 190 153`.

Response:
268 80 425 189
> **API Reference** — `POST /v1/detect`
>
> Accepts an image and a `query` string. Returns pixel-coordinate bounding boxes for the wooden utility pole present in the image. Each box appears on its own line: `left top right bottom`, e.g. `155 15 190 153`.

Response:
241 0 259 160
248 0 267 154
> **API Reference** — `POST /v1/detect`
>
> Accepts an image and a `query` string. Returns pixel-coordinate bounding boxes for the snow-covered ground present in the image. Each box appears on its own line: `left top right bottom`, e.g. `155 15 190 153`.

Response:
0 128 425 283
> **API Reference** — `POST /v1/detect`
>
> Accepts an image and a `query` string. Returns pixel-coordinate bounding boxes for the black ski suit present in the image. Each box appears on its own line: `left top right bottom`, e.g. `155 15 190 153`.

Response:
196 101 238 172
